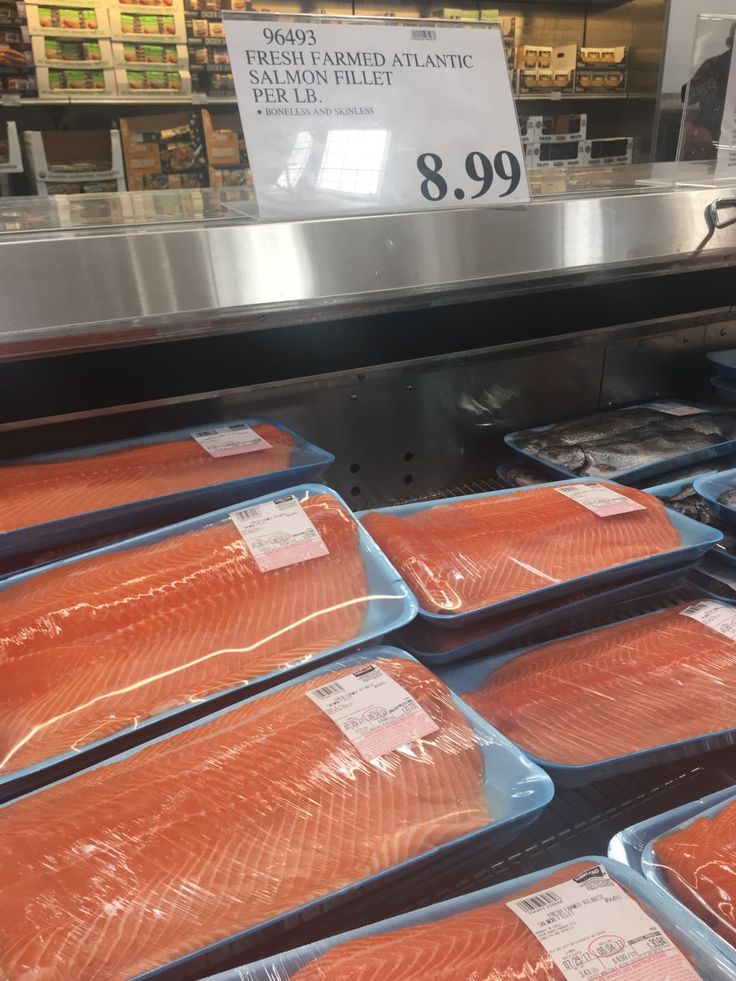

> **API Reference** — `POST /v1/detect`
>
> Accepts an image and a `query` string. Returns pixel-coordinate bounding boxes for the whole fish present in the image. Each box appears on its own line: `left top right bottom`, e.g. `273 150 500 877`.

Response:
720 488 736 509
580 431 717 476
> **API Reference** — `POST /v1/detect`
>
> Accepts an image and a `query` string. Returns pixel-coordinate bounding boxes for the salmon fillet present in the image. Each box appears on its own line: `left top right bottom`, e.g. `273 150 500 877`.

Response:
360 485 679 615
289 861 698 980
0 493 370 777
653 800 736 949
0 422 293 533
0 656 490 981
463 603 736 765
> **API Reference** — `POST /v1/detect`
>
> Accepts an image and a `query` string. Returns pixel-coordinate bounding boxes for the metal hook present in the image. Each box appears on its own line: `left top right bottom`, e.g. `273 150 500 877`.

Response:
707 198 736 231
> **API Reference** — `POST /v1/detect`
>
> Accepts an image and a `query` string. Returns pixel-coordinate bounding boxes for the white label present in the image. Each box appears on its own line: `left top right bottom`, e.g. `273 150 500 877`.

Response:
680 600 736 640
192 423 271 458
307 663 438 761
508 865 700 981
555 483 646 518
230 494 329 572
718 43 736 176
223 14 529 219
643 402 707 417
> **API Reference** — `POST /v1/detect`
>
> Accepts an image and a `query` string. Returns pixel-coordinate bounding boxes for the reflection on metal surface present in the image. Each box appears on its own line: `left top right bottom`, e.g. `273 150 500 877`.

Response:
2 177 736 359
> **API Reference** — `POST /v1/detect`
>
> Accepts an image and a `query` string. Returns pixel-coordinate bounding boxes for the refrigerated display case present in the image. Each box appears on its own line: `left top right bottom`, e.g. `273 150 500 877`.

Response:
4 172 736 974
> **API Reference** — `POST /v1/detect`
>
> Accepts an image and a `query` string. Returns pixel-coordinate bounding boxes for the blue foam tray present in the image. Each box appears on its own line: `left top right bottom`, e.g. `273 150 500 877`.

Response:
505 402 736 484
0 417 334 565
650 474 736 570
0 484 417 802
694 469 736 525
0 646 554 981
210 856 736 981
436 601 736 788
712 376 736 404
609 786 736 966
358 478 722 626
393 563 694 665
708 349 736 382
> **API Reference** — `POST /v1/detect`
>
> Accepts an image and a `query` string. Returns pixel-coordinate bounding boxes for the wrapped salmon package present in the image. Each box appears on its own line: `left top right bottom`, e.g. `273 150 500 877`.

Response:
206 857 734 981
0 648 553 981
611 786 736 966
0 417 334 569
0 485 416 800
359 479 721 625
437 598 736 785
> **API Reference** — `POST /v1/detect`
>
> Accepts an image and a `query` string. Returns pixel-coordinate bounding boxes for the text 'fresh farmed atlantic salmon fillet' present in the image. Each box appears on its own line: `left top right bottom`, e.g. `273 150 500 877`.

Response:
360 484 679 615
273 862 700 980
0 422 293 532
462 602 736 766
0 492 375 778
0 656 490 980
652 799 736 950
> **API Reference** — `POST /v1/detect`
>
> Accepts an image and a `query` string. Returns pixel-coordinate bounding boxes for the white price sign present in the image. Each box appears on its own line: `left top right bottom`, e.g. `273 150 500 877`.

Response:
223 13 529 218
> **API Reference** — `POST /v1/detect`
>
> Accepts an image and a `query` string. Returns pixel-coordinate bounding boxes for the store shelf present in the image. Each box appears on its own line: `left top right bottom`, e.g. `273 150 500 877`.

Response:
1 179 736 361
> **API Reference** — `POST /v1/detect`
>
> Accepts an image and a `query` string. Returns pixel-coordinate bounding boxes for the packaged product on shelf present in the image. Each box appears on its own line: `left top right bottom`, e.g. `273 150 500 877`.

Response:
26 1 109 36
24 129 125 192
431 7 478 20
575 67 626 93
0 486 417 795
358 480 718 622
0 120 22 171
108 5 185 42
506 402 736 482
119 107 209 189
578 45 627 69
111 38 187 69
43 178 120 193
202 108 250 185
36 63 115 94
115 64 190 94
0 70 36 94
526 138 588 169
531 112 587 142
0 648 552 978
438 599 736 785
585 135 633 165
516 44 552 69
31 34 112 65
221 858 725 981
517 43 576 94
188 38 229 66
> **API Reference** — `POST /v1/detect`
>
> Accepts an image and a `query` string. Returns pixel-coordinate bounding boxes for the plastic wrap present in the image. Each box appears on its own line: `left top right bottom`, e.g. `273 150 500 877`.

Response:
207 857 736 981
610 786 736 965
0 417 334 566
0 647 553 981
394 564 693 664
505 401 736 483
0 485 416 800
650 475 736 568
694 469 736 525
438 598 736 786
358 479 719 624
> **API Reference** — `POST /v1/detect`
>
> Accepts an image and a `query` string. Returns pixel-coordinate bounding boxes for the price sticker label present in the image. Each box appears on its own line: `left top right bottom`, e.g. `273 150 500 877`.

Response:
223 12 529 218
643 402 707 417
192 423 271 458
555 483 646 518
230 494 329 572
680 600 736 640
508 865 699 981
307 663 438 761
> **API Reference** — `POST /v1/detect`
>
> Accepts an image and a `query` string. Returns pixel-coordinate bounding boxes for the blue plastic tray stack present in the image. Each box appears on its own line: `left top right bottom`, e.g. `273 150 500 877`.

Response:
709 350 736 404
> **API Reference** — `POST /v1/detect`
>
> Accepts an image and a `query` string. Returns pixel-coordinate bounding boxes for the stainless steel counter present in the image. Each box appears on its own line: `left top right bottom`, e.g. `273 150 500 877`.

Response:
2 169 736 360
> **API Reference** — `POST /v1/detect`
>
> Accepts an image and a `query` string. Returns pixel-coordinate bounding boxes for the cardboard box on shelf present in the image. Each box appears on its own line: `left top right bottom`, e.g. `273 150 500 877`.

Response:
584 136 632 165
201 107 245 164
119 108 208 190
183 0 246 10
114 64 189 94
112 39 187 68
578 45 627 69
32 34 113 66
575 68 626 93
187 38 228 67
526 137 588 170
36 63 115 94
25 128 126 194
523 112 587 143
26 2 109 37
190 62 231 95
517 44 551 70
108 6 185 42
518 44 576 94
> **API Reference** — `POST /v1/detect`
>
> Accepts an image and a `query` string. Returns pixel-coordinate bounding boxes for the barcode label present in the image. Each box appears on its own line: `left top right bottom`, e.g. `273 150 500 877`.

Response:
307 664 438 762
508 866 699 981
516 891 561 913
411 28 436 40
680 600 736 640
312 681 345 699
230 494 329 572
192 422 271 458
555 483 645 518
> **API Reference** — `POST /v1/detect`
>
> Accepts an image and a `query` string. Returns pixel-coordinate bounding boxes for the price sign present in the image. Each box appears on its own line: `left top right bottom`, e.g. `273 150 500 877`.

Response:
223 12 529 218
